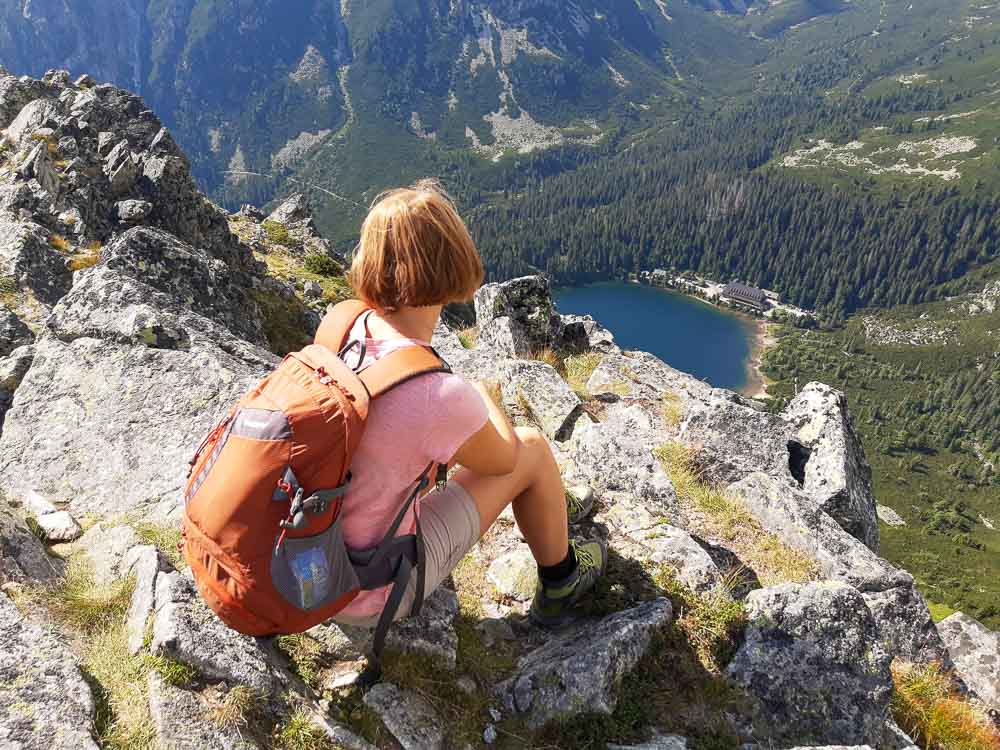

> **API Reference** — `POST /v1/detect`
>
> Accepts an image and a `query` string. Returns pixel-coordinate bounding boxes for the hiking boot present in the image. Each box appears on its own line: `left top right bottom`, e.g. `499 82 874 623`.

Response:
565 486 596 525
529 538 608 628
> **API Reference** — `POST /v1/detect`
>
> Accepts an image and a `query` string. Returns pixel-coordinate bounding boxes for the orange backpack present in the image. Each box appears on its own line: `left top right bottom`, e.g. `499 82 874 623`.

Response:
182 300 450 661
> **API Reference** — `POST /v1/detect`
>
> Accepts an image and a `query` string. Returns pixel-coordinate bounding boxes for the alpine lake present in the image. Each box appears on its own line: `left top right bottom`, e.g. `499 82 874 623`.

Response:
554 281 760 394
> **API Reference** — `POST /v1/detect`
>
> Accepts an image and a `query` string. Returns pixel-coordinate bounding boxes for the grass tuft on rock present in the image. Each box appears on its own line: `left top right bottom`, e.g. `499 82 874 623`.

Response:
144 653 198 688
275 633 326 689
891 662 1000 750
262 220 296 248
37 556 135 633
302 253 341 277
130 520 185 570
525 347 565 374
457 326 479 349
212 685 266 731
563 352 603 397
48 233 72 253
655 442 819 586
661 391 685 428
272 710 340 750
68 240 103 272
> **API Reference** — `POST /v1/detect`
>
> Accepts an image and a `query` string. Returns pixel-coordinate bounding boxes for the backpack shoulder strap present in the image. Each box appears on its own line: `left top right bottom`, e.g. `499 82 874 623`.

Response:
358 346 451 398
315 299 370 352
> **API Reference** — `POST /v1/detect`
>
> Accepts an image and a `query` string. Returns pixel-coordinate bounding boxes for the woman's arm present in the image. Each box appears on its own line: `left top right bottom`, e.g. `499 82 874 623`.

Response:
451 382 520 476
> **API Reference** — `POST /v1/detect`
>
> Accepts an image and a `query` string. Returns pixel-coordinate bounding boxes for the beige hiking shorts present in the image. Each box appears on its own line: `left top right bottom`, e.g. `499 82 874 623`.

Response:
331 480 481 628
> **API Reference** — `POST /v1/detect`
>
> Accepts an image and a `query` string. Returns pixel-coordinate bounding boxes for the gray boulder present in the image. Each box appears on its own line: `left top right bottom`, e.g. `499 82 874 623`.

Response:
0 308 33 357
475 275 562 357
498 598 672 728
681 394 792 484
500 359 582 441
0 220 71 305
5 98 61 148
50 226 265 345
76 522 140 584
115 199 153 223
34 510 82 542
608 736 687 749
363 682 444 750
0 593 99 750
0 333 272 519
729 473 946 664
266 193 311 226
124 544 164 655
565 404 679 522
782 383 878 551
147 672 258 750
586 350 714 404
937 612 999 710
0 75 53 128
151 571 276 695
0 497 62 585
559 313 619 353
727 582 893 746
0 344 34 429
16 142 60 198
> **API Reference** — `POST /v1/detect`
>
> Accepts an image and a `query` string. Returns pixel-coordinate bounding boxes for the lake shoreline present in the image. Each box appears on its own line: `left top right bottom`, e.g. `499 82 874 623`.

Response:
741 317 777 399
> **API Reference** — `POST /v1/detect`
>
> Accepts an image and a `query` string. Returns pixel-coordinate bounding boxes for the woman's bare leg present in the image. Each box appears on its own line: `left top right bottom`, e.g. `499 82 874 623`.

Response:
453 425 569 566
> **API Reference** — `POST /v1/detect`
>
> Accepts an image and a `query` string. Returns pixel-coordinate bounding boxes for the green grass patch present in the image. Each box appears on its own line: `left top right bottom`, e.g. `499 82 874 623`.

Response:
262 220 296 248
250 289 314 355
130 520 184 570
272 710 340 750
275 633 326 689
457 326 479 350
303 253 341 277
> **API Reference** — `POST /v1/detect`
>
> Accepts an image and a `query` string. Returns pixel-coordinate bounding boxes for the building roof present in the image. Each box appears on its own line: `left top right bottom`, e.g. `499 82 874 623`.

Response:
723 282 767 304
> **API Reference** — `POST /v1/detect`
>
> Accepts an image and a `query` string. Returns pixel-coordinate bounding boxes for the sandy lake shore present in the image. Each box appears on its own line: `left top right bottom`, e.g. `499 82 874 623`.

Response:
741 318 777 399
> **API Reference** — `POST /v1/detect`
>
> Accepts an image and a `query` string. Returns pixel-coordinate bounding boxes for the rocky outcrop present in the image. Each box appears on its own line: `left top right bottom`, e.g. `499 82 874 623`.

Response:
363 683 444 750
727 582 893 746
500 359 582 440
151 571 278 696
783 383 878 551
0 497 62 585
729 473 945 664
0 593 99 750
498 598 673 728
937 612 1000 710
147 673 258 750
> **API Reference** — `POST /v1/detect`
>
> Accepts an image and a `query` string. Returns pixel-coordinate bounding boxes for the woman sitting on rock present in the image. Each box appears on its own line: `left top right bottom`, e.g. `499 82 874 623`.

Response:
330 179 607 631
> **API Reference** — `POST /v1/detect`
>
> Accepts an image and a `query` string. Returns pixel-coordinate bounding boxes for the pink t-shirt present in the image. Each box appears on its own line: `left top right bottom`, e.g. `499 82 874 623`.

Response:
337 328 488 619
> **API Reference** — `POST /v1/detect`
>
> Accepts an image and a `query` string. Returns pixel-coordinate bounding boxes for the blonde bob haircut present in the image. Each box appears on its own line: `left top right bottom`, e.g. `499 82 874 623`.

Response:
348 179 484 312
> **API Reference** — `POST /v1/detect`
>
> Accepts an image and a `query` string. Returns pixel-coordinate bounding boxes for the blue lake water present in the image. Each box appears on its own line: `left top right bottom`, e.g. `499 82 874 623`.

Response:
554 281 756 392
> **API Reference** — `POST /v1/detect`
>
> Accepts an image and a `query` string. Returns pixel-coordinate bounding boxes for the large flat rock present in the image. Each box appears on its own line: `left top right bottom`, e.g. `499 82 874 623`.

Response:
0 594 99 750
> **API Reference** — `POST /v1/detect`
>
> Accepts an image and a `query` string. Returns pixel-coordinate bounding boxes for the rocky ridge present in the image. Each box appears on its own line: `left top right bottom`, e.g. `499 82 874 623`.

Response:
0 72 997 750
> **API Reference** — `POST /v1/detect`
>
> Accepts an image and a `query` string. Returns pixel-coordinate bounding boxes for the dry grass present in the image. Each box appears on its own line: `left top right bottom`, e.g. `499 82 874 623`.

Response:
457 326 479 349
48 233 72 253
68 241 103 272
212 685 266 731
655 442 819 586
563 352 603 397
892 662 1000 750
661 391 685 428
526 347 564 374
654 568 747 674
